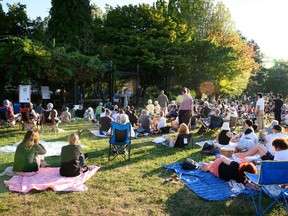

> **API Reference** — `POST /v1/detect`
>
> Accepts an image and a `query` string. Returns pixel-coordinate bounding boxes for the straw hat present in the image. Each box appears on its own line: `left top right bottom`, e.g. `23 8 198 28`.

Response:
221 122 230 131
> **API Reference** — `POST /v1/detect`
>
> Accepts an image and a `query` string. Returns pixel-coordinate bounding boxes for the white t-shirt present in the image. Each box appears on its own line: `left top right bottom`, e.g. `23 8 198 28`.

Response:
266 133 283 156
274 150 288 161
256 98 265 111
283 114 288 125
157 117 167 130
240 132 258 145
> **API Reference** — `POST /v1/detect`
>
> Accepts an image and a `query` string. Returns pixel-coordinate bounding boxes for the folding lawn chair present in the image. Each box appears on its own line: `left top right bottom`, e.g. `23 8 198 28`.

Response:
108 122 131 161
40 109 57 133
0 107 13 129
174 133 192 148
20 107 37 131
245 161 288 216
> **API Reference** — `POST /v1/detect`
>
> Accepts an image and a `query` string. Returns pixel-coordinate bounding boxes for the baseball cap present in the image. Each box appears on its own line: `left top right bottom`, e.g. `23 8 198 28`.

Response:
3 99 11 105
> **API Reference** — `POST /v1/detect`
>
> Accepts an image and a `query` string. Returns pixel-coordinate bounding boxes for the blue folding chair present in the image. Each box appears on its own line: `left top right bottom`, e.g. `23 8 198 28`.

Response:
108 122 131 161
245 161 288 216
0 107 13 128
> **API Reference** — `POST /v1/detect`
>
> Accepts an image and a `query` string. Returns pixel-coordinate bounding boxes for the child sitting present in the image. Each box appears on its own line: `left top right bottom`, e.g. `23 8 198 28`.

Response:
60 133 89 177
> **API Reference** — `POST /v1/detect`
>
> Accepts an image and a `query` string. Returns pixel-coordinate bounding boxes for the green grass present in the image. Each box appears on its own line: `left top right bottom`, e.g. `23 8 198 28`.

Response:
0 121 286 216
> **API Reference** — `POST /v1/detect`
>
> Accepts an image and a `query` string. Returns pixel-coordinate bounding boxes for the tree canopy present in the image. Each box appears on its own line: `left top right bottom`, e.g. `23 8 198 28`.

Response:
2 0 286 101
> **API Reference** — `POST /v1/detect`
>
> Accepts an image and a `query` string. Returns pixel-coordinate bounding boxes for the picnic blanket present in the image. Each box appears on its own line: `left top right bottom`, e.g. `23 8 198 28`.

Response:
152 136 173 147
90 130 109 138
0 141 86 156
4 165 100 193
164 162 249 201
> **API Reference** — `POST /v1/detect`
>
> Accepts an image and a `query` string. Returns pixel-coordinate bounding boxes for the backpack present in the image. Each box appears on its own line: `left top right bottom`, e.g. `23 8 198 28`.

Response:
182 158 198 170
200 142 217 155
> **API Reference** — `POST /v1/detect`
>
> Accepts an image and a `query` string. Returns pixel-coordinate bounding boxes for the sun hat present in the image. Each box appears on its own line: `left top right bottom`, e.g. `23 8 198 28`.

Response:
221 122 230 131
271 120 279 126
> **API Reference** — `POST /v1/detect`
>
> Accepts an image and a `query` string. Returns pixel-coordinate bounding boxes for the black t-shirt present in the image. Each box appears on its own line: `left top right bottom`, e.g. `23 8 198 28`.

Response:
60 144 82 177
274 99 283 111
218 161 240 182
99 116 113 134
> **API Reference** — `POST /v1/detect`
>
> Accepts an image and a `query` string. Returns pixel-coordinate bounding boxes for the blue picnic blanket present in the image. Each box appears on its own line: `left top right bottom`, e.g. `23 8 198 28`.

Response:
164 162 249 201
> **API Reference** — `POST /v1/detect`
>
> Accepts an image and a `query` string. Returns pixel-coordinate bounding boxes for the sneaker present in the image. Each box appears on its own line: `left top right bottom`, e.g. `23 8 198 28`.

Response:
121 150 126 154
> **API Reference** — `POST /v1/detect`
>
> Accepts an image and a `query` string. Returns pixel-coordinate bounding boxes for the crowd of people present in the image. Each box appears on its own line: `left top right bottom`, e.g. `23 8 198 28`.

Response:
1 88 288 186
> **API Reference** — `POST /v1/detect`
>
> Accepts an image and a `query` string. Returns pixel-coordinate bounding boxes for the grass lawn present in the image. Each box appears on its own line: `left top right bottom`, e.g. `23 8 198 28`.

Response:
0 120 286 216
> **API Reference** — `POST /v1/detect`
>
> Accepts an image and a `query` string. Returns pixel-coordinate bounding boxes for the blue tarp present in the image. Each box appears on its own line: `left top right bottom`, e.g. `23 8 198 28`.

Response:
164 162 249 201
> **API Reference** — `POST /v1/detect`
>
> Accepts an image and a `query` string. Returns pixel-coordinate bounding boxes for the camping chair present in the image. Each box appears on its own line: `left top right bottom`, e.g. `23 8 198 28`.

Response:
19 107 37 131
174 133 192 148
0 107 13 128
245 161 288 216
40 109 57 133
209 115 223 131
108 122 132 161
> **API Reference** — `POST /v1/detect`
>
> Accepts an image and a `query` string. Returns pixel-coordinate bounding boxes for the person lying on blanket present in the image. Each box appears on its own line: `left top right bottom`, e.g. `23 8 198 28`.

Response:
13 130 47 175
60 133 89 177
200 155 257 184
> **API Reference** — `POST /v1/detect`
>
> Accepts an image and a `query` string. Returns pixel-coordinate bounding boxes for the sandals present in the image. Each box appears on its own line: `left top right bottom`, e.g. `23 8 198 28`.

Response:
165 173 180 184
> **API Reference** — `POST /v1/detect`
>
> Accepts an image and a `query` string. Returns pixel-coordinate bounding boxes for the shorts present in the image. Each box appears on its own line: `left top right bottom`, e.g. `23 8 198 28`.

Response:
261 151 274 160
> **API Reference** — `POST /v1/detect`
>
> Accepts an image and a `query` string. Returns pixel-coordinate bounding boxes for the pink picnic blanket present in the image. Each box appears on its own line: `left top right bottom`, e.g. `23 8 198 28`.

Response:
4 165 100 193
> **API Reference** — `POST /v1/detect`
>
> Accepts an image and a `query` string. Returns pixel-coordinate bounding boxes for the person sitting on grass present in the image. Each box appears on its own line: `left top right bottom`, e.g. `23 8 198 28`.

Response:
234 129 258 152
201 155 257 184
60 107 74 123
146 99 155 115
99 109 114 135
236 137 288 161
13 130 47 175
164 123 189 147
60 133 89 177
137 109 152 133
154 101 161 115
215 122 234 146
151 111 168 133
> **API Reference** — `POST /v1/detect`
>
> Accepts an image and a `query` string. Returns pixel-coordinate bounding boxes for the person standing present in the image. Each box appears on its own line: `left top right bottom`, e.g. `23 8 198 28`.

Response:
273 94 284 124
60 86 67 111
178 87 193 127
136 85 142 107
122 89 128 109
255 93 265 130
157 90 169 115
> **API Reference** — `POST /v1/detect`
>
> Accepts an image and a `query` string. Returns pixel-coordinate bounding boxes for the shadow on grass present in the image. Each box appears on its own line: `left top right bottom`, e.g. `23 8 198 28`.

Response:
165 186 256 216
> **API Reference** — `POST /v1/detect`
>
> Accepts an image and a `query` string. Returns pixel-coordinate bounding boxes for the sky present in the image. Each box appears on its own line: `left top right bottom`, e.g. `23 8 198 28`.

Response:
2 0 288 60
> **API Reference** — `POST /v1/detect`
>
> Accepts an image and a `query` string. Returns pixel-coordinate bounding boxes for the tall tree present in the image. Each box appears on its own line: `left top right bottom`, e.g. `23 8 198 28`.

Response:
47 0 94 54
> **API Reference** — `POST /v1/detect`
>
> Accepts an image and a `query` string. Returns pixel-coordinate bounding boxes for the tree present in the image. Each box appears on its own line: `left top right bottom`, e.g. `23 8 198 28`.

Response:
47 0 94 54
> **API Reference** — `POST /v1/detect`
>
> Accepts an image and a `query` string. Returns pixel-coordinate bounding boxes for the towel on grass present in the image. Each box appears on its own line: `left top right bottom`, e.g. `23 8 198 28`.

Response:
195 140 237 148
90 130 109 138
4 165 100 193
0 141 86 156
164 162 249 201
